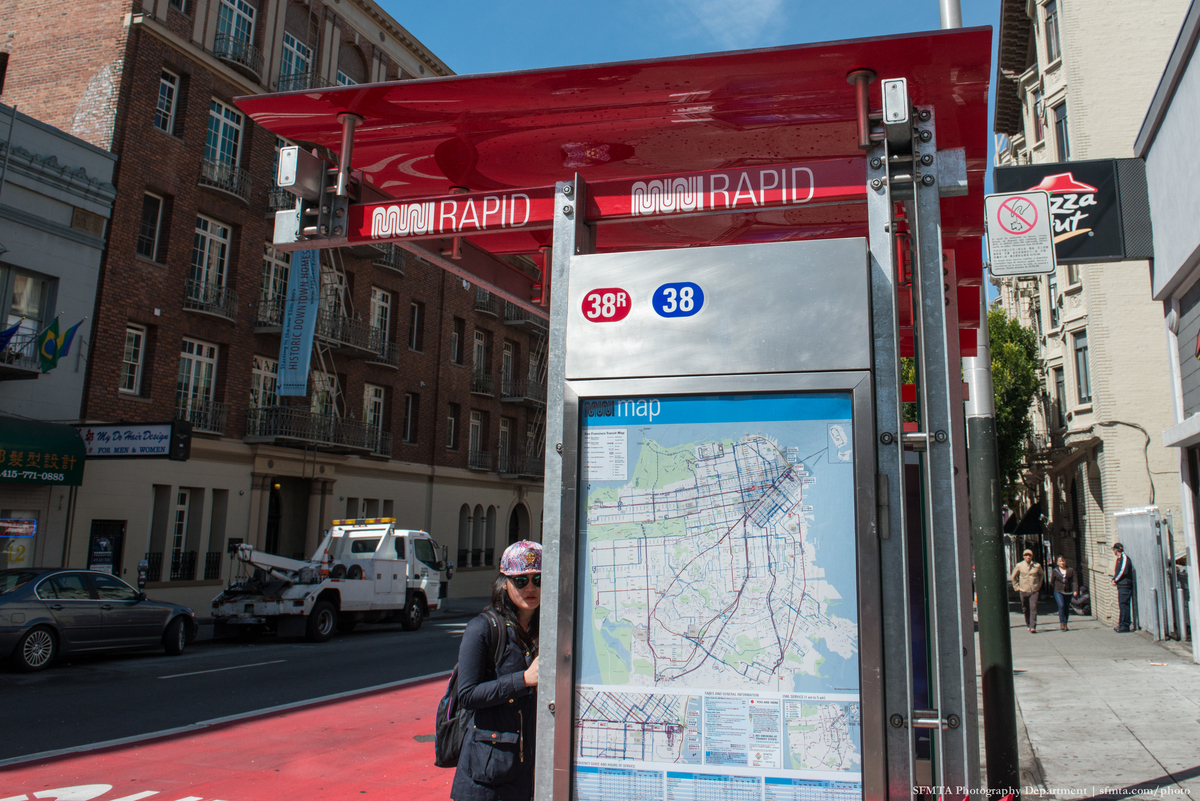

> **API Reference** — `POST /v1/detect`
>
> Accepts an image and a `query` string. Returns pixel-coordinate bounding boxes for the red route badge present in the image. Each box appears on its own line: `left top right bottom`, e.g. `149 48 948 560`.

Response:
581 288 631 322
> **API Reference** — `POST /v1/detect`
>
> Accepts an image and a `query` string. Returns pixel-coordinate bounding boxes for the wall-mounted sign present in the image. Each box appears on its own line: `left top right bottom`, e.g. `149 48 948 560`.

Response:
984 191 1056 277
993 158 1153 264
76 422 188 459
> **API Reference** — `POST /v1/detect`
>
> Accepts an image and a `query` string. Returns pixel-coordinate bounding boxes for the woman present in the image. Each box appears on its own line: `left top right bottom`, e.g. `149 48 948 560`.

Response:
1050 555 1078 631
451 540 542 801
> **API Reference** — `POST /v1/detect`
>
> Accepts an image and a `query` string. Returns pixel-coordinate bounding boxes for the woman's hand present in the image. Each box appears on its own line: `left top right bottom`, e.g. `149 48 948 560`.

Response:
524 656 539 687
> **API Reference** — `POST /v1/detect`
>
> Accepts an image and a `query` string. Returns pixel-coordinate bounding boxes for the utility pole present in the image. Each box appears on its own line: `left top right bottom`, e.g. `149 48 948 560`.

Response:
939 0 1021 795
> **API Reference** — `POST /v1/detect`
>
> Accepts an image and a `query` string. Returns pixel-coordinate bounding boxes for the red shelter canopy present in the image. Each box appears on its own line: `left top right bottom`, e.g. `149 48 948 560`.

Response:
237 26 992 345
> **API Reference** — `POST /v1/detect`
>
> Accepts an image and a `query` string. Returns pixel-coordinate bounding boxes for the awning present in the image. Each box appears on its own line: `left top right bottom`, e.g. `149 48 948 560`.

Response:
0 415 85 486
1003 501 1043 535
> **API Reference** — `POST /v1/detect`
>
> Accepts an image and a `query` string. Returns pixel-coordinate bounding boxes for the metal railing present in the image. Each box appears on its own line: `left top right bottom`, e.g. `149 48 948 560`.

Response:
213 33 263 77
503 300 549 334
500 375 523 400
144 552 163 582
0 332 41 373
474 288 499 316
470 370 495 396
199 158 252 202
170 550 197 581
245 406 385 452
372 243 406 275
268 186 295 211
520 458 545 479
365 340 401 369
468 449 492 471
524 379 547 406
184 278 239 321
497 453 523 475
204 552 222 580
276 71 330 92
254 299 383 353
176 398 228 435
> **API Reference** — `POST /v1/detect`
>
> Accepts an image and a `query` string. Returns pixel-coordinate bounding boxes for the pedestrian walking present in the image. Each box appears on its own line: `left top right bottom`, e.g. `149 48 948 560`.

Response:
1050 556 1078 630
451 540 542 801
1111 542 1134 633
1011 549 1045 632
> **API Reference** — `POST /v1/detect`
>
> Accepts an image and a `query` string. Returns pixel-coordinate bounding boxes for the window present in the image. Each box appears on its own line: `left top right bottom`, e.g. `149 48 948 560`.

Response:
216 0 255 45
169 0 184 9
336 71 357 86
364 383 385 431
280 32 311 81
1053 103 1070 160
191 216 229 289
450 317 464 364
1053 367 1067 428
177 338 218 417
447 403 460 450
261 243 290 301
319 266 346 315
1073 330 1091 404
171 489 190 559
473 330 487 369
403 393 419 443
469 410 483 453
205 99 243 166
5 269 51 350
408 301 424 351
121 326 146 394
1067 263 1080 285
311 371 336 416
1047 272 1059 328
249 355 278 409
501 341 515 395
1030 89 1044 143
498 417 511 459
1044 1 1061 63
371 287 391 341
137 194 163 260
155 70 179 134
91 574 137 601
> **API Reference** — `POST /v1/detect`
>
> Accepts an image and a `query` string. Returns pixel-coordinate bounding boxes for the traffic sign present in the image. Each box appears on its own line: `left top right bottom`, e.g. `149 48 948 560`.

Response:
984 190 1056 276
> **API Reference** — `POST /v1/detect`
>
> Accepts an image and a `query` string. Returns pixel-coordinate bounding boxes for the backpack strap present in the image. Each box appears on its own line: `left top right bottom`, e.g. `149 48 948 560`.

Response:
483 609 508 677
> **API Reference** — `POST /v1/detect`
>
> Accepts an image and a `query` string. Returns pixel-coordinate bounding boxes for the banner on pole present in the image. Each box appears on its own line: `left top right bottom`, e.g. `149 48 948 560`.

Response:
277 249 320 396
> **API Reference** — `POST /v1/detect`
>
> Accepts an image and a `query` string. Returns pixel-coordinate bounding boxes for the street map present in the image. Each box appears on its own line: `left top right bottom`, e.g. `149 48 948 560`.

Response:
573 393 862 801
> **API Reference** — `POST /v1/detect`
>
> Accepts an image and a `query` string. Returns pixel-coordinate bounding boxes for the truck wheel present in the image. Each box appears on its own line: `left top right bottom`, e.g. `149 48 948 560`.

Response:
13 626 57 672
163 617 188 655
400 596 424 631
306 600 338 642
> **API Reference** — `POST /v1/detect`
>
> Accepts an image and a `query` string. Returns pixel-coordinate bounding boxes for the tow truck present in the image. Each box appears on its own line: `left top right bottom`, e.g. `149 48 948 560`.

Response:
211 518 451 642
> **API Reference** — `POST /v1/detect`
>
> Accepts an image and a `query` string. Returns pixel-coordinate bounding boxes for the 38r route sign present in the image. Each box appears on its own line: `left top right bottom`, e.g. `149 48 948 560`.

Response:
985 190 1056 277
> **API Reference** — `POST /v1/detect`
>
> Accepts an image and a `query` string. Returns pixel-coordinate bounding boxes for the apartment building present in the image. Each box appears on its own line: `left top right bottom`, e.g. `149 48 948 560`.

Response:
0 0 546 609
992 0 1189 625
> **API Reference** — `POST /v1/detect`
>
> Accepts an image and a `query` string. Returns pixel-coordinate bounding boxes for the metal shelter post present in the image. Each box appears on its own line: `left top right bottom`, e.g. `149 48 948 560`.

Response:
909 106 981 790
535 176 593 801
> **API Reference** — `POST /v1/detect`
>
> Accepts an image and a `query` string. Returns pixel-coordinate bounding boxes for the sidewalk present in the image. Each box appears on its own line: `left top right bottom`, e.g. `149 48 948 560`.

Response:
1009 600 1200 800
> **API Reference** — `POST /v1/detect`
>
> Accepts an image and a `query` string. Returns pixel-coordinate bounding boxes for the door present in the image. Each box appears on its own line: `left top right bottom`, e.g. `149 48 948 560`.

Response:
412 537 440 603
90 573 163 645
375 535 403 603
37 572 105 648
87 520 126 576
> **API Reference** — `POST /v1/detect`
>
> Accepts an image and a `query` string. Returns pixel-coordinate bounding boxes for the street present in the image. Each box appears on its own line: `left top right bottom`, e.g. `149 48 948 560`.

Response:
0 619 466 763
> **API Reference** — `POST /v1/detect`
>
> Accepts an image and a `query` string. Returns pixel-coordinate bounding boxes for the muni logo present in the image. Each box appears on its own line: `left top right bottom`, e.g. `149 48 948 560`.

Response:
371 202 436 238
632 175 704 216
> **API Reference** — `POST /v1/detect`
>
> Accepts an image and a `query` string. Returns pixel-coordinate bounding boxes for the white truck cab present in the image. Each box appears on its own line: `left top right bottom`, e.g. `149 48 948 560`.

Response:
211 518 451 641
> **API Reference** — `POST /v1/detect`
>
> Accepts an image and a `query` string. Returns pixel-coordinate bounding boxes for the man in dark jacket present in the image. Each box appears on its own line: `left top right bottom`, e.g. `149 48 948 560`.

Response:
1111 542 1134 632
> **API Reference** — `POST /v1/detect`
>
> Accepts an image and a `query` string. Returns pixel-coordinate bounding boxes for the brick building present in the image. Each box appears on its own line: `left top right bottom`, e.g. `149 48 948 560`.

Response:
0 0 546 609
992 0 1189 625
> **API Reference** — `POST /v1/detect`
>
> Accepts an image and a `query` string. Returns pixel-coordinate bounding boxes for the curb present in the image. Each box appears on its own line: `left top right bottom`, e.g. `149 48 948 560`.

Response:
1015 696 1053 799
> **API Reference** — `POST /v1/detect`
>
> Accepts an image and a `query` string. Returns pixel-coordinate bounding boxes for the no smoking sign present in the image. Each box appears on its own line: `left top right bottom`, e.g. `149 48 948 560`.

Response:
985 190 1056 277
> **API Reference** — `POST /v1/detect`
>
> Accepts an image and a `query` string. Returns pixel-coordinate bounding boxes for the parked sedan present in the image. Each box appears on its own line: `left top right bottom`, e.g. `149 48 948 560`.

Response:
0 568 196 672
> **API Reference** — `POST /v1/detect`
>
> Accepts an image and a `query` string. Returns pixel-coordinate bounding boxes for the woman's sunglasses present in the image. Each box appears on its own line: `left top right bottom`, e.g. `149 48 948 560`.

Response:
509 574 542 589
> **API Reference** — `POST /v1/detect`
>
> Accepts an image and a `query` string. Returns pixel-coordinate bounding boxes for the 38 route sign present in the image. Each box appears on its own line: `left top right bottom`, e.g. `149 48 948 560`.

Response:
984 190 1056 277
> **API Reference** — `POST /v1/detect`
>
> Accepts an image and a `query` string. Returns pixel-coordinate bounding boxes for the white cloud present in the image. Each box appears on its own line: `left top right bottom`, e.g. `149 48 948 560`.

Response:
664 0 787 50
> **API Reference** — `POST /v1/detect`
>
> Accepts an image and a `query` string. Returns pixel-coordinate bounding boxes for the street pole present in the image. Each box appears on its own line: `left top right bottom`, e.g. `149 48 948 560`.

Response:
937 0 1020 795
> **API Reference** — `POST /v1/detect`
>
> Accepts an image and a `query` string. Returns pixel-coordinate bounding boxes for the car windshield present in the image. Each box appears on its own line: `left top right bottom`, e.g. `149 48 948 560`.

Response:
0 570 38 594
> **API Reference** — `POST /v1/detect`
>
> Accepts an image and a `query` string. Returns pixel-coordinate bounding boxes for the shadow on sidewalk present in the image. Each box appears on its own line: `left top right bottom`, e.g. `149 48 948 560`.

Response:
1075 763 1200 800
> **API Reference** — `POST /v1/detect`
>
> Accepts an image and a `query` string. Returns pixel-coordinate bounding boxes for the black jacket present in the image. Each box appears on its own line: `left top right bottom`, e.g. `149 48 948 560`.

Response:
451 612 537 801
1113 553 1134 587
1051 566 1077 594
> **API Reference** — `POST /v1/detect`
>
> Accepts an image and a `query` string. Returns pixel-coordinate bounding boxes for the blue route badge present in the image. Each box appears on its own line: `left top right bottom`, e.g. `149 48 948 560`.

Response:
652 282 704 318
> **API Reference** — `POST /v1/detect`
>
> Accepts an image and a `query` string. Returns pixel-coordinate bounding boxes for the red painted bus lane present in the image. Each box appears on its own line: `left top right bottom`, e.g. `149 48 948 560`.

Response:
1 674 454 801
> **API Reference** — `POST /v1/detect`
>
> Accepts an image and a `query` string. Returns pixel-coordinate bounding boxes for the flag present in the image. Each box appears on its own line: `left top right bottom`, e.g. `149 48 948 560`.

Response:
38 318 85 373
38 317 60 372
0 318 21 351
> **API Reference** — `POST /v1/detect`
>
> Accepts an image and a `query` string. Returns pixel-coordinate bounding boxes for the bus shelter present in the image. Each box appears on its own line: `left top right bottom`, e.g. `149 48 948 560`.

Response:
238 25 992 801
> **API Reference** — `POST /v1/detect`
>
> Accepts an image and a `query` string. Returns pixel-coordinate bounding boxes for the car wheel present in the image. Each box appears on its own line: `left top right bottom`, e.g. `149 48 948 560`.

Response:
306 600 337 642
163 617 188 656
400 596 424 631
14 626 57 672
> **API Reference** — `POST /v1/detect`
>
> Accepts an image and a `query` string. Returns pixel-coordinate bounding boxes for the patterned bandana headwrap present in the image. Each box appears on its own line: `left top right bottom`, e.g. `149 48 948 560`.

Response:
500 540 542 576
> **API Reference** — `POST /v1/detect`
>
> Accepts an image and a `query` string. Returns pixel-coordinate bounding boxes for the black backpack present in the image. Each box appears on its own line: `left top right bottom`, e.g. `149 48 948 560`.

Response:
435 610 507 768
